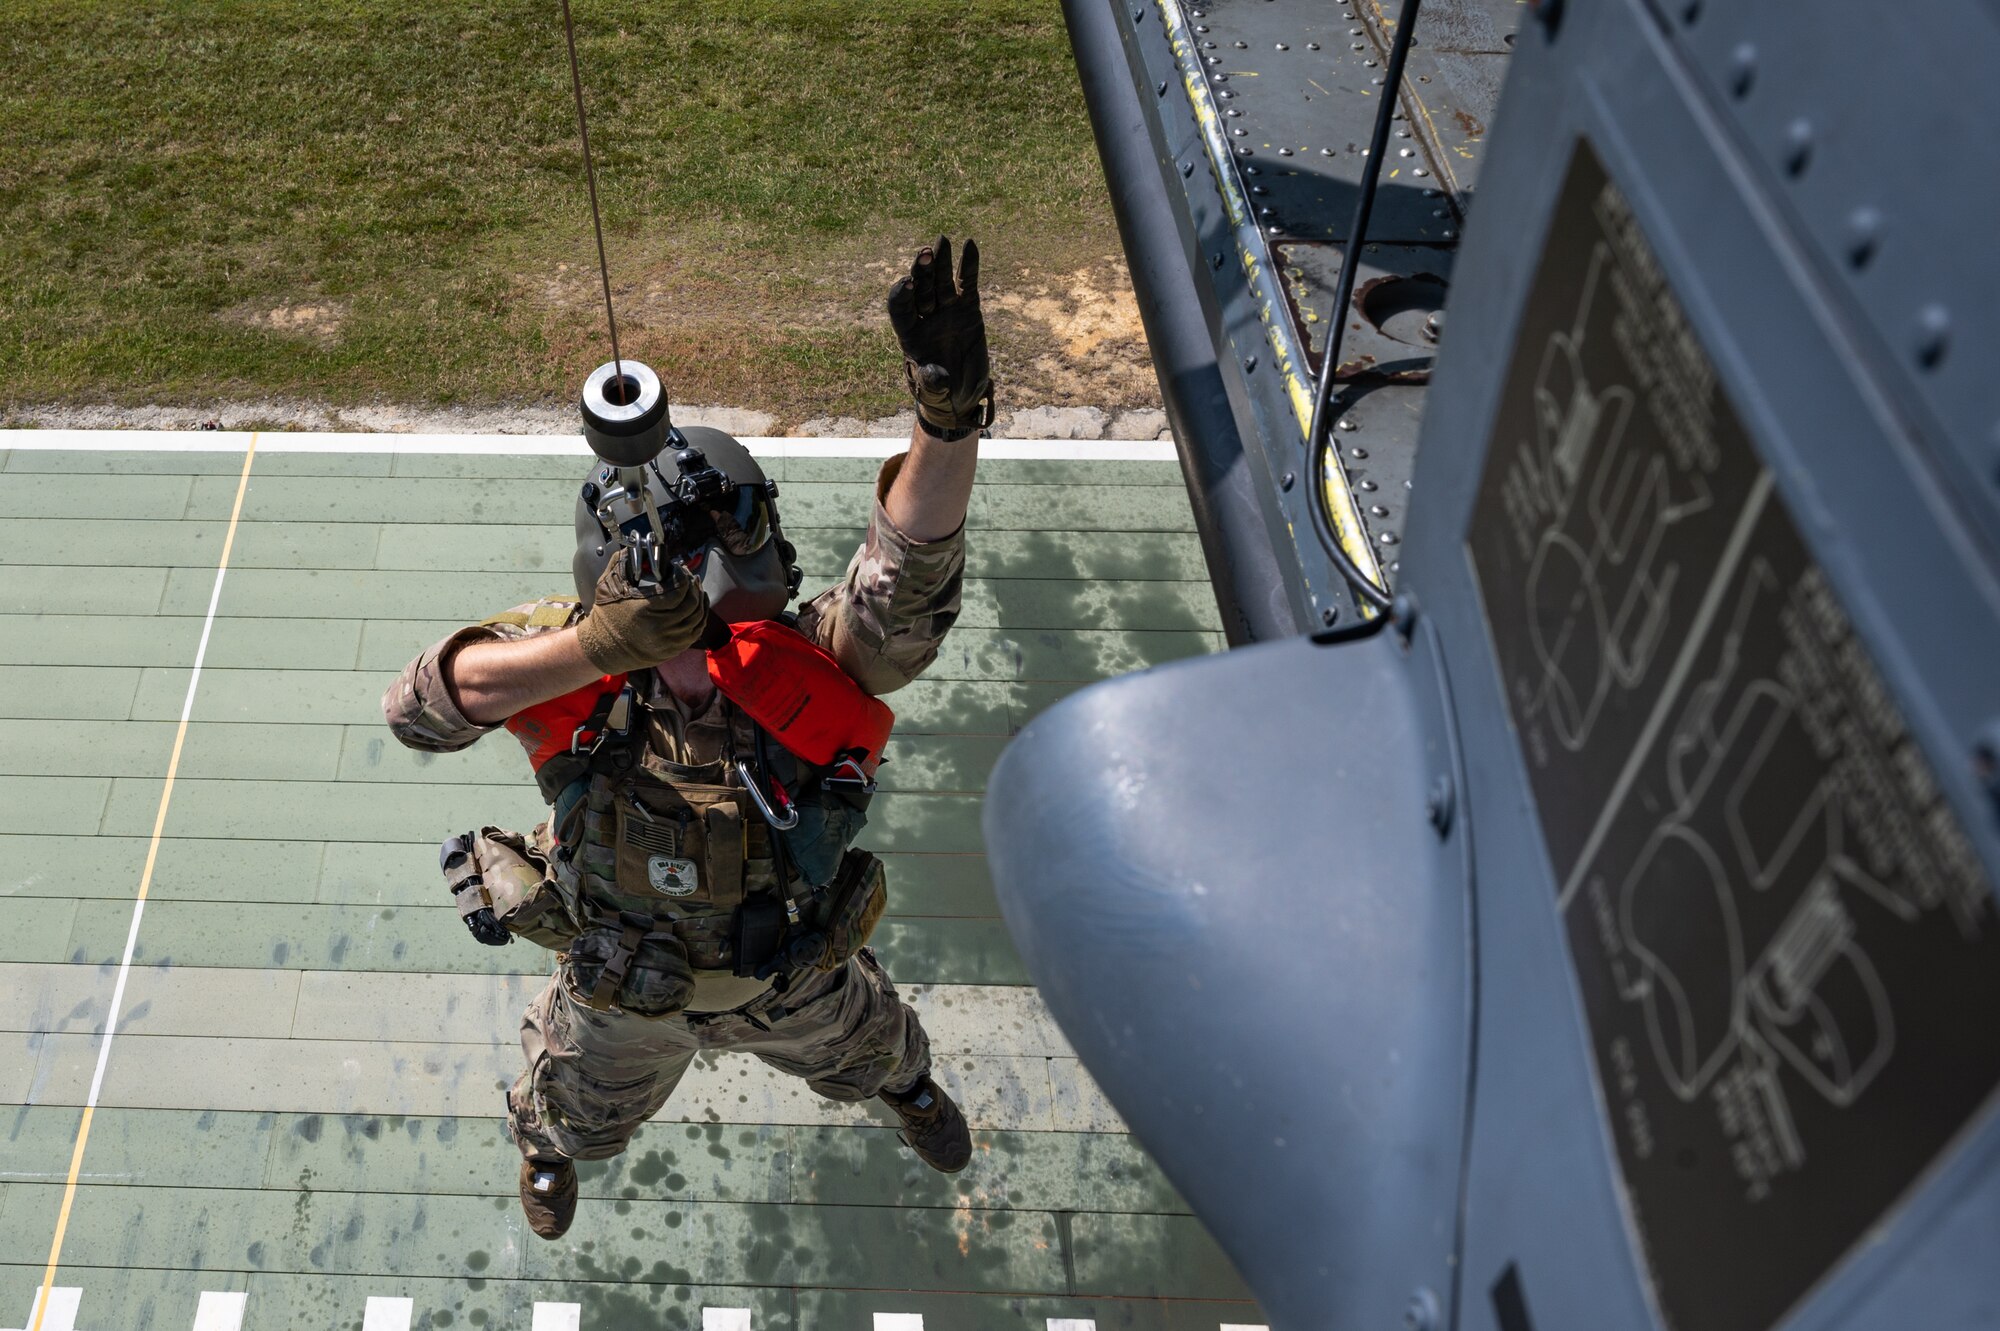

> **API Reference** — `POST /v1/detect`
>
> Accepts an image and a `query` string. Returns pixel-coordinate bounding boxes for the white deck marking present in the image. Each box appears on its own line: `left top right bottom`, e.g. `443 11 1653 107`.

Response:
530 1304 581 1331
0 429 1177 461
22 436 259 1331
361 1297 414 1331
1219 1325 1271 1330
1047 1320 1097 1330
191 1291 248 1331
701 1311 753 1331
79 447 251 1093
3 1288 80 1331
872 1316 926 1331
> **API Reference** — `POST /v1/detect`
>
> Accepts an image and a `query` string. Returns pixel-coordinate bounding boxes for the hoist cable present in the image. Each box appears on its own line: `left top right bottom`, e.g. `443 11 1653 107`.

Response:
558 0 624 392
1302 0 1425 615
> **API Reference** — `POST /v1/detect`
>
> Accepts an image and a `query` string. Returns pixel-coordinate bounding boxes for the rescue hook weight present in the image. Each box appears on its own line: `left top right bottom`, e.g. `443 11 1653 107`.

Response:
580 358 672 467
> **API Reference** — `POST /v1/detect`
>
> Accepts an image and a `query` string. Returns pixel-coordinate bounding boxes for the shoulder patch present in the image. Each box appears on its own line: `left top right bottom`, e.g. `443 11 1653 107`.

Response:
481 598 579 630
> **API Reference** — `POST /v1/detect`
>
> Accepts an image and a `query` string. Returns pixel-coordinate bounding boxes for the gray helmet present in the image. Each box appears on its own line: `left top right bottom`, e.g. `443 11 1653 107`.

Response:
572 426 799 623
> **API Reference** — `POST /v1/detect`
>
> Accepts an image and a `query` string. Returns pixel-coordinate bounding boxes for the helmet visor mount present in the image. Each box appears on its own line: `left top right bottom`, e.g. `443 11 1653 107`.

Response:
706 484 775 561
572 425 796 624
679 489 784 623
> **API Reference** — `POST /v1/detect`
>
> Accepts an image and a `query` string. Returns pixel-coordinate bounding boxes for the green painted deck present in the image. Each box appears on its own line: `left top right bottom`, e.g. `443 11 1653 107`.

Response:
0 439 1258 1331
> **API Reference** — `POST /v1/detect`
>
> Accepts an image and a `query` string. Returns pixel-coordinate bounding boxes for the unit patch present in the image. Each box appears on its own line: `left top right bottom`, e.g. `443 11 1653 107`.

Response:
646 856 699 897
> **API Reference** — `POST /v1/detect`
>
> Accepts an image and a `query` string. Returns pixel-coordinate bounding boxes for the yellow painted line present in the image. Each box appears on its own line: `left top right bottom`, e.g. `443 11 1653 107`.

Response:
1154 0 1386 596
26 435 260 1331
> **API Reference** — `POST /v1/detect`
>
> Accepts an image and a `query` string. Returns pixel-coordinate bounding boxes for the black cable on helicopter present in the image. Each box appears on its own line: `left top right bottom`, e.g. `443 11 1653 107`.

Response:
1302 0 1425 617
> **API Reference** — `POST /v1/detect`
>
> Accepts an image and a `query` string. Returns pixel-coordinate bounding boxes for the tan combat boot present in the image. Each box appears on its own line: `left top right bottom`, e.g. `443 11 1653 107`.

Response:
879 1076 972 1173
520 1158 578 1240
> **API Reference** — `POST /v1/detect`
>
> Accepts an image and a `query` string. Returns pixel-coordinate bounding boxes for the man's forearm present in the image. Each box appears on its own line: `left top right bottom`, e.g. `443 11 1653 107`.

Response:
449 629 605 726
883 422 979 543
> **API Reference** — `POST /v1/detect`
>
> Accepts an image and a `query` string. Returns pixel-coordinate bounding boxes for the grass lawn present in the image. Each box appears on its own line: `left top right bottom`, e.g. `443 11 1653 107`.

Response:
0 0 1154 423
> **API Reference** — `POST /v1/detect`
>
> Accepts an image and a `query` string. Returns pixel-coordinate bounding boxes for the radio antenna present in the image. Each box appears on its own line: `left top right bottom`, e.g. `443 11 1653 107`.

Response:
557 0 625 395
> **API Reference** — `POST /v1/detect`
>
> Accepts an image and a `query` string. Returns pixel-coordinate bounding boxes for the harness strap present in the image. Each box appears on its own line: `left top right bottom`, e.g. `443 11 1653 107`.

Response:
571 682 632 758
583 911 652 1012
733 714 813 926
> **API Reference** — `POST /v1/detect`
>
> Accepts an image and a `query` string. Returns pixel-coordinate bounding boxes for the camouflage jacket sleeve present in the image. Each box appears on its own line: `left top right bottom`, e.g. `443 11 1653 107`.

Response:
794 452 966 697
381 600 580 752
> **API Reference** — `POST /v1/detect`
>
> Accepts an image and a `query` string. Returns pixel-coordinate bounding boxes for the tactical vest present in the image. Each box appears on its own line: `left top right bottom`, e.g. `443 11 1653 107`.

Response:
484 600 871 977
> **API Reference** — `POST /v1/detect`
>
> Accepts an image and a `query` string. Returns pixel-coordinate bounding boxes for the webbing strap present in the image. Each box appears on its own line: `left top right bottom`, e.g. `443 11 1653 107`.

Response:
584 913 651 1011
482 598 579 630
571 683 629 757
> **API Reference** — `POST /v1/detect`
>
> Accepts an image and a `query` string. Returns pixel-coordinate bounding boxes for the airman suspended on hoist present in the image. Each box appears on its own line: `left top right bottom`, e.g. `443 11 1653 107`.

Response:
383 240 994 1238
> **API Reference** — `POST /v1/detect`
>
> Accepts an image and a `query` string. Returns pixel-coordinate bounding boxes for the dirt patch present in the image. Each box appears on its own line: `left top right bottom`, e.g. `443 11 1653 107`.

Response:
987 262 1158 409
217 299 350 345
505 236 1163 428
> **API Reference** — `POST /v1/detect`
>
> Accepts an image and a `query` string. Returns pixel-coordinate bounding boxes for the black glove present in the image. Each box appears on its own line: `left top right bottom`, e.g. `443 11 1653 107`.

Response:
464 906 512 947
887 237 993 439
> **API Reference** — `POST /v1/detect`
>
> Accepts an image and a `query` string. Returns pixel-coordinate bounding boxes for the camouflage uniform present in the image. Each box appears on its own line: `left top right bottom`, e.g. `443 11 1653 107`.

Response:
385 455 965 1162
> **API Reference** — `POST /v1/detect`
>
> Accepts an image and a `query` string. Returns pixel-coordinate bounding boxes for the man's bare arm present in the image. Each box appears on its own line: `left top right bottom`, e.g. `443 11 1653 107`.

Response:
883 422 979 542
449 629 604 726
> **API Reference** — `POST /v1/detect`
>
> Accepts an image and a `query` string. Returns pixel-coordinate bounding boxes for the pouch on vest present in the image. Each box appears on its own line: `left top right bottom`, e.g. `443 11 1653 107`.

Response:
780 796 870 888
563 914 696 1017
612 773 748 912
793 849 888 973
732 894 787 979
442 825 581 952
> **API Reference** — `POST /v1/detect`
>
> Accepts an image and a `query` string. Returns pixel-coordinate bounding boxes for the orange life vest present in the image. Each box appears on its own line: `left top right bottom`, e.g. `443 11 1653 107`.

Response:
503 619 893 778
706 619 895 776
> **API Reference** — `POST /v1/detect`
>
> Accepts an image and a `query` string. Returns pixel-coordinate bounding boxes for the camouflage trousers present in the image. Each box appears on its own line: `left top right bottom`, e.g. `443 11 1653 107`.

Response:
506 948 932 1162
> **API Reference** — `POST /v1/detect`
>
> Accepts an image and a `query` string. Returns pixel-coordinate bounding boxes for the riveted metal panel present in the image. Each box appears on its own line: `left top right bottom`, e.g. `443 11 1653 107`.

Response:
1020 2 2000 1329
1404 2 2000 1329
1469 138 2000 1331
1662 1 2000 566
1069 0 1523 626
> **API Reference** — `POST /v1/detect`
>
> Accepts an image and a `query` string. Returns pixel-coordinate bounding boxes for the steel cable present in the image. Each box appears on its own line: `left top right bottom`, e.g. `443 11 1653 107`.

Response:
558 0 625 393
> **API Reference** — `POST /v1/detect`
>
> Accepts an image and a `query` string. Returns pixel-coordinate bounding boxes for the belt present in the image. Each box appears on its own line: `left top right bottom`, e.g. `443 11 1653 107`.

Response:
683 979 790 1030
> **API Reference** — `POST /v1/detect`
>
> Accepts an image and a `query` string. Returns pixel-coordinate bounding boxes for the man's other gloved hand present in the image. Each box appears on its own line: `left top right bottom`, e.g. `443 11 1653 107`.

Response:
576 554 712 673
465 906 512 947
888 237 993 439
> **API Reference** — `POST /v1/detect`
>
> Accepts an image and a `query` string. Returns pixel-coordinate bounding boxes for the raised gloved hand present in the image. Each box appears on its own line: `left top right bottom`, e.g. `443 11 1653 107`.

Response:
887 236 993 439
575 554 712 674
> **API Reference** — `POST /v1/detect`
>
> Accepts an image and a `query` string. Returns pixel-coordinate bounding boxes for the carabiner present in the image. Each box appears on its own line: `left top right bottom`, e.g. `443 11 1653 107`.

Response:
734 757 800 831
